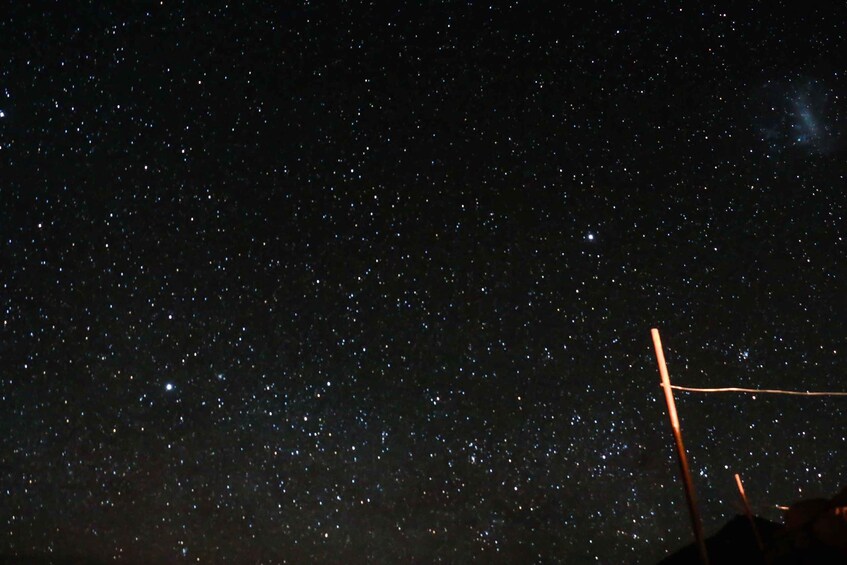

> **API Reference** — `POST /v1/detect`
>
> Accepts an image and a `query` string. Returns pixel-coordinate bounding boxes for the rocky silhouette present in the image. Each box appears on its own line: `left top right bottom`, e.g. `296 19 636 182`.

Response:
659 485 847 564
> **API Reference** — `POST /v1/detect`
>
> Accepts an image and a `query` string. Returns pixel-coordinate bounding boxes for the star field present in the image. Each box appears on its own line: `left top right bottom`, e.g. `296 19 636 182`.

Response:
1 3 846 564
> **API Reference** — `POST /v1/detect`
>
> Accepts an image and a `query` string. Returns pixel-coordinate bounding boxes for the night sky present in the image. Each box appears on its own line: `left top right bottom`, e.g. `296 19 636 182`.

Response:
2 3 846 564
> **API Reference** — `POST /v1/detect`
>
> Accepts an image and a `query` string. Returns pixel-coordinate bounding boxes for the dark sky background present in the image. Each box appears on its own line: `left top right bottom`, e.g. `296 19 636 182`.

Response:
2 2 846 564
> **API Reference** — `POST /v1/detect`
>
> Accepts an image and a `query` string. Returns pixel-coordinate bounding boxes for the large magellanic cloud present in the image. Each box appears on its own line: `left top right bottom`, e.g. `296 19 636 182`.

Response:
753 77 840 155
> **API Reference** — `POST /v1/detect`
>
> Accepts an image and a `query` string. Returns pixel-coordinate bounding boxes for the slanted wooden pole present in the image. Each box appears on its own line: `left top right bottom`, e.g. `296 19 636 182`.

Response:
651 328 710 565
734 473 764 552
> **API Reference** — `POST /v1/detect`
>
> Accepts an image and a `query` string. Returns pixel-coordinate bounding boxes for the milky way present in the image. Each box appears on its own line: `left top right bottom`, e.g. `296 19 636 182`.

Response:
1 4 846 564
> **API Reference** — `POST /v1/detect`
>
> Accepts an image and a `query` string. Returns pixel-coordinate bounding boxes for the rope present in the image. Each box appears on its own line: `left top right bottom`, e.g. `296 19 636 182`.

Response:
666 384 847 397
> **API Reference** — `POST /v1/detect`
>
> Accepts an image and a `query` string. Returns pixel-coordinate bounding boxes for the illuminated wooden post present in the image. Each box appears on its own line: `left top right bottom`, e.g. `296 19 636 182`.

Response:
651 328 710 565
734 473 764 552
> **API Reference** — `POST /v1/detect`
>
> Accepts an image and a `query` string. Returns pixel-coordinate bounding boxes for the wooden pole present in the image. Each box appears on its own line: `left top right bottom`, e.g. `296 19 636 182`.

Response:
651 328 710 565
734 473 764 552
